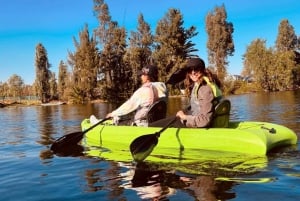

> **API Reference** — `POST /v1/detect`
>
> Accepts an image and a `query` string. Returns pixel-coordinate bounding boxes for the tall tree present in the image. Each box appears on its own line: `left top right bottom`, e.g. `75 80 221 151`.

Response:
93 0 112 47
68 24 100 102
35 43 51 103
275 19 297 52
57 60 68 101
93 0 128 101
124 13 154 91
206 4 234 82
153 8 198 82
275 19 299 90
49 72 58 100
272 51 296 90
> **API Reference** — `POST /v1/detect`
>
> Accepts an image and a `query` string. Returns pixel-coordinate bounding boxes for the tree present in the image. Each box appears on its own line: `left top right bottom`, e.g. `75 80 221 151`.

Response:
275 19 297 52
7 74 24 100
93 0 128 101
49 72 58 100
35 43 51 103
124 13 154 91
0 82 9 101
57 61 68 101
272 51 296 90
275 19 300 89
68 24 100 102
205 4 234 82
153 8 198 82
243 39 273 91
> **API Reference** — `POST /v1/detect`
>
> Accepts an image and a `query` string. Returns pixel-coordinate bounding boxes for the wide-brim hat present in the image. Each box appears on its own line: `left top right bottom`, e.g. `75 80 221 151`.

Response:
166 58 205 85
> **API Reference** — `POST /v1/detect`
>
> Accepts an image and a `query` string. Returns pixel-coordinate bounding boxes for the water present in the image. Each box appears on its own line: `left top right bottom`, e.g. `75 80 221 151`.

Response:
0 91 300 201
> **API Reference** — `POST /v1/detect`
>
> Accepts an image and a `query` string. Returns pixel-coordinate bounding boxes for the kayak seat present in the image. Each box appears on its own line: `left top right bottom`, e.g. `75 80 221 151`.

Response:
146 100 167 123
211 99 231 128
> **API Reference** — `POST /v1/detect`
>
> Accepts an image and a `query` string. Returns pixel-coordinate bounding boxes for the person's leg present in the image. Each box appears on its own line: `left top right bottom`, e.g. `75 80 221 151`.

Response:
148 116 186 128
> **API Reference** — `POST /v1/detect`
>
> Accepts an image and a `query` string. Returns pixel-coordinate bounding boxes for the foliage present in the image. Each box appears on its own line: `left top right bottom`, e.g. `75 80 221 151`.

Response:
4 1 300 103
49 72 58 100
153 8 198 83
242 18 300 92
57 61 68 101
232 81 261 94
0 82 9 99
124 14 154 91
68 24 100 102
93 0 129 102
271 51 296 90
243 39 272 90
35 43 51 103
205 4 234 83
7 74 24 98
275 19 298 52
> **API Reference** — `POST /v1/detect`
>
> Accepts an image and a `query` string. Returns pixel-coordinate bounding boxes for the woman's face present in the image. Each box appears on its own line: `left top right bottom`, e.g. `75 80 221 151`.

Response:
188 70 202 82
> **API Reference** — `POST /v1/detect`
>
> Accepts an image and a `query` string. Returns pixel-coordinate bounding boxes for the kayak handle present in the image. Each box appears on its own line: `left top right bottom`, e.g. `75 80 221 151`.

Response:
261 126 276 134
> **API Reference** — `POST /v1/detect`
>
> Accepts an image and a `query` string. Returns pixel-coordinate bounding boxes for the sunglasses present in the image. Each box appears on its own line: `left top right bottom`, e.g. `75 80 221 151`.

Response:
187 67 201 74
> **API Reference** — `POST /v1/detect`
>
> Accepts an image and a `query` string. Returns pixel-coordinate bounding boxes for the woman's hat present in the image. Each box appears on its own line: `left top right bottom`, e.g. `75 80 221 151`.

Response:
166 57 205 85
186 58 205 72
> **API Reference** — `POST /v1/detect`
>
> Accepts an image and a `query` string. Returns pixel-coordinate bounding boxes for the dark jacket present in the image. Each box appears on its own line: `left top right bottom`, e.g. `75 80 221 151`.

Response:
185 83 214 127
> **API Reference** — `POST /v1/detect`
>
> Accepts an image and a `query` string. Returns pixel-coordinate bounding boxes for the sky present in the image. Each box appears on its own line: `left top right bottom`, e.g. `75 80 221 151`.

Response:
1 0 299 85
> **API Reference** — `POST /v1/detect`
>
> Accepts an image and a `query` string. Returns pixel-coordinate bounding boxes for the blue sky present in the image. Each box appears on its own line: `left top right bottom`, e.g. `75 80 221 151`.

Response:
1 0 299 84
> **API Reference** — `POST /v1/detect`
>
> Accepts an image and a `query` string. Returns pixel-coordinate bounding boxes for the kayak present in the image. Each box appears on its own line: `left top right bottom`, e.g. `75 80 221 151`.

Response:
80 119 298 163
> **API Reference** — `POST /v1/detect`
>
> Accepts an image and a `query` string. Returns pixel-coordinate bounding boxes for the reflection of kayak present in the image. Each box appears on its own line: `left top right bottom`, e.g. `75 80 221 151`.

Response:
41 101 66 106
87 147 268 176
81 119 297 164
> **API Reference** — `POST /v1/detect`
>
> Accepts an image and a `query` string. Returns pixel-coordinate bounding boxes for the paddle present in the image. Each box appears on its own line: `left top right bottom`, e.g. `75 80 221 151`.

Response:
50 117 111 153
130 116 178 162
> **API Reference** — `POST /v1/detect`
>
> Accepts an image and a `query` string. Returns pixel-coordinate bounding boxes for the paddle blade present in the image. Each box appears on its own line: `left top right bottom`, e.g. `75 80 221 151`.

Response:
50 131 84 153
50 117 110 155
130 133 159 162
52 143 84 157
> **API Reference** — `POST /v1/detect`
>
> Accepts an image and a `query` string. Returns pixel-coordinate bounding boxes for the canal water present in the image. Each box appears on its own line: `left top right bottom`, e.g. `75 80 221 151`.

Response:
0 90 299 201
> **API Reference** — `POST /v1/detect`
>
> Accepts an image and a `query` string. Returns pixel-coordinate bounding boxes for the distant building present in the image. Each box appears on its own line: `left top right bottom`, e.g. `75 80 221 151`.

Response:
225 74 254 83
225 74 243 81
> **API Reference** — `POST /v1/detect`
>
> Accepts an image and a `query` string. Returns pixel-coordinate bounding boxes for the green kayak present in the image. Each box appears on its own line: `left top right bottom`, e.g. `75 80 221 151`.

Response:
80 119 297 163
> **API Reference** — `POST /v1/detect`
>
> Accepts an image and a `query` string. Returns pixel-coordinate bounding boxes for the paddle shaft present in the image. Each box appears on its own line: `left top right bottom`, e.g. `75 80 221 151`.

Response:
130 116 178 162
155 116 178 137
82 117 111 134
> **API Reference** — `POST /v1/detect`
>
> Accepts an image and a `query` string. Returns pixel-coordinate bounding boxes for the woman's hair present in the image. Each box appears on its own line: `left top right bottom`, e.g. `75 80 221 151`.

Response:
205 69 222 89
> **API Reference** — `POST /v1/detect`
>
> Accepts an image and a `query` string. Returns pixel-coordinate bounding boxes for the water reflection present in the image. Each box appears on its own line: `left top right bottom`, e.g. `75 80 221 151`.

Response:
131 162 237 201
1 90 300 201
82 161 237 200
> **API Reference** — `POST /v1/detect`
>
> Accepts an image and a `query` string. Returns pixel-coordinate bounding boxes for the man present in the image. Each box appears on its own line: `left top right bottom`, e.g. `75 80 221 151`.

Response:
90 64 167 126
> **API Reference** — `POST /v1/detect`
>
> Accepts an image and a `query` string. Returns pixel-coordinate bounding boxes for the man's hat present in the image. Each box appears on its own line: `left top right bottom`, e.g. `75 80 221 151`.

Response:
138 65 158 78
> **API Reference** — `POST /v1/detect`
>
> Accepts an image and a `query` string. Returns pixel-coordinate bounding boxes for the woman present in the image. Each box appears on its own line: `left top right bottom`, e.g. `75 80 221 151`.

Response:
150 57 222 128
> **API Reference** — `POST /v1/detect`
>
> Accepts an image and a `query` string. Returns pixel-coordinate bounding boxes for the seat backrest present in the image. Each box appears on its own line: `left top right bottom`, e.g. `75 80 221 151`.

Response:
147 100 167 123
211 99 231 128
